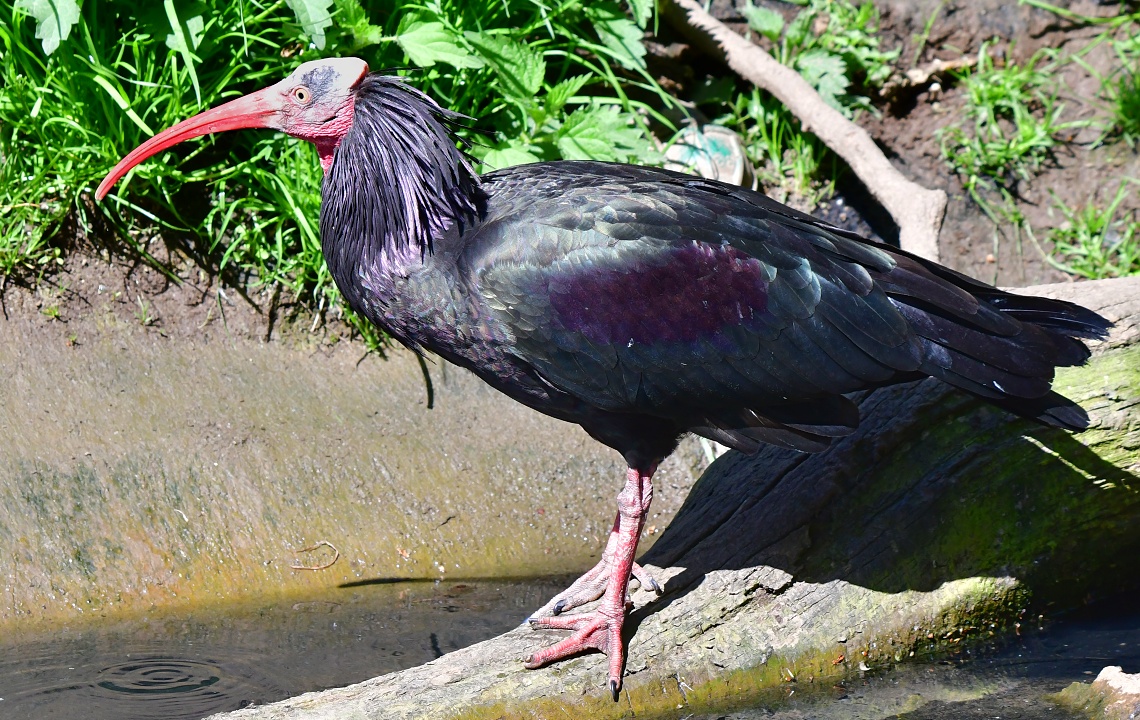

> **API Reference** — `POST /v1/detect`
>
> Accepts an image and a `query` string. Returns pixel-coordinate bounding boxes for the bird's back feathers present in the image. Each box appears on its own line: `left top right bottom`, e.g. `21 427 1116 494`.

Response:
463 162 1109 452
321 77 1110 462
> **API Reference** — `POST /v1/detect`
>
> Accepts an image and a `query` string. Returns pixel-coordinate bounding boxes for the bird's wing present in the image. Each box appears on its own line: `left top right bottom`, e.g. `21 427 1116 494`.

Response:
467 165 929 450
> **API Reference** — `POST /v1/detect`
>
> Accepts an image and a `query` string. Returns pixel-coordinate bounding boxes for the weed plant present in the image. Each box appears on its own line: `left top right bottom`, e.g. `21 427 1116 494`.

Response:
714 0 896 205
1045 183 1140 279
1020 0 1140 145
0 0 672 339
742 0 897 116
938 45 1076 226
718 88 836 208
1107 32 1140 146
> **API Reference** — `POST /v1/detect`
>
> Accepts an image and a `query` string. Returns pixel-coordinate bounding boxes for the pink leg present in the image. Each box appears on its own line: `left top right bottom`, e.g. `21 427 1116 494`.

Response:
526 465 655 701
534 495 661 618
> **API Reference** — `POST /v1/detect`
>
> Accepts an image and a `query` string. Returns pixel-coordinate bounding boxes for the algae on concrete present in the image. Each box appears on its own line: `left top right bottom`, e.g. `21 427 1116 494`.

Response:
0 322 703 633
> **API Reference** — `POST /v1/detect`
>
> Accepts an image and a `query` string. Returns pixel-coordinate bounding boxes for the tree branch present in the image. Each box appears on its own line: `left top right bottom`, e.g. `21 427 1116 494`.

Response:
659 0 948 261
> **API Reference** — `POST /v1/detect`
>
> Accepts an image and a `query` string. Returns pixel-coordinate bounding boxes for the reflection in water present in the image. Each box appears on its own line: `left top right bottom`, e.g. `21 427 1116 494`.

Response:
0 578 567 720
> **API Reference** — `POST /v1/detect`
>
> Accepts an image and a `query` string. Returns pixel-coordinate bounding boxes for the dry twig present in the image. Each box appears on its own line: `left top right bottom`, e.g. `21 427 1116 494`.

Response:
290 540 341 570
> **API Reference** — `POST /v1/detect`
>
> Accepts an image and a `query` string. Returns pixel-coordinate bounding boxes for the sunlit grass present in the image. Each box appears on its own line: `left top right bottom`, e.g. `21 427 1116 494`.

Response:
1046 183 1140 280
938 46 1077 221
0 0 675 337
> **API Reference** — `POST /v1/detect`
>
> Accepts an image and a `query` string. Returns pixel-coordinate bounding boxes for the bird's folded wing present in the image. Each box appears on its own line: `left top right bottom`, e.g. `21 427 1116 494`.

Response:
470 176 925 423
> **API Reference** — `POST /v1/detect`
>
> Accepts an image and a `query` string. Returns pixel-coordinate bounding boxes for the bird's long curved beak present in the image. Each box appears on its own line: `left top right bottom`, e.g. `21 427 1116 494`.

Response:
95 85 284 201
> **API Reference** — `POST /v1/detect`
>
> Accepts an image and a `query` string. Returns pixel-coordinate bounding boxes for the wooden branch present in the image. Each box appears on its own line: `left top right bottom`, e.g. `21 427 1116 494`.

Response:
210 278 1140 720
659 0 948 262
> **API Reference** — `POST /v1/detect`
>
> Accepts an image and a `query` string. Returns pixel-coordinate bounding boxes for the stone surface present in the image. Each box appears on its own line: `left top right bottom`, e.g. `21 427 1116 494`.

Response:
1055 666 1140 720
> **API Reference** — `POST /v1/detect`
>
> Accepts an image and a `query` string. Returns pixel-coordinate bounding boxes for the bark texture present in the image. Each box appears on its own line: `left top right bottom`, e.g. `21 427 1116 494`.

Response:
659 0 948 262
210 278 1140 720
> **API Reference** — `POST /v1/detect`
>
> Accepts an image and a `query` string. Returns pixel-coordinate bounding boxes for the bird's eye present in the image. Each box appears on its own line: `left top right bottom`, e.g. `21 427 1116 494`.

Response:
293 86 312 105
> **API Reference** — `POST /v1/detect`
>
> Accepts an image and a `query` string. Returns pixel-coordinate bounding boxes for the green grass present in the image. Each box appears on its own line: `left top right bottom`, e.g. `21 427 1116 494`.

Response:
1046 182 1140 280
710 0 897 205
0 0 674 340
718 87 836 207
938 45 1076 224
0 1 298 276
1019 0 1140 146
1109 66 1140 145
1107 30 1140 146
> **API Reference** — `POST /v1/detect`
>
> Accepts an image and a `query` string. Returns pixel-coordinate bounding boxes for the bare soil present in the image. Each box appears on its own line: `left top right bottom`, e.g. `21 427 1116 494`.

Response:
871 0 1140 287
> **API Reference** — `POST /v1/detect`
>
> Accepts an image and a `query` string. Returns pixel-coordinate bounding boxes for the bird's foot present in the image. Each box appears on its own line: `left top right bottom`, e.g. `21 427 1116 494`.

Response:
524 465 657 701
525 605 629 700
543 559 661 617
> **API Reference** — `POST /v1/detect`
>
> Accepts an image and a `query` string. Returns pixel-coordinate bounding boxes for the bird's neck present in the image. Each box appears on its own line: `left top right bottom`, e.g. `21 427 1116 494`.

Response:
319 76 484 312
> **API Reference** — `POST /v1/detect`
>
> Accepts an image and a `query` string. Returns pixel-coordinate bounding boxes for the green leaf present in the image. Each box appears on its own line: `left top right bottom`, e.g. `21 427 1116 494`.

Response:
481 144 542 171
545 75 591 116
796 49 850 113
162 1 206 52
397 15 483 69
465 32 545 102
626 0 652 28
332 0 387 49
785 7 815 50
584 2 647 71
167 14 204 51
556 106 654 162
742 3 784 41
91 75 155 137
285 0 335 50
163 0 202 105
14 0 80 55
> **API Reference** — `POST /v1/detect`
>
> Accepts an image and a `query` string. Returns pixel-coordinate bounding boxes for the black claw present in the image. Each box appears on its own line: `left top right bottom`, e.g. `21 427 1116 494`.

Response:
609 679 620 702
553 599 566 615
649 578 662 594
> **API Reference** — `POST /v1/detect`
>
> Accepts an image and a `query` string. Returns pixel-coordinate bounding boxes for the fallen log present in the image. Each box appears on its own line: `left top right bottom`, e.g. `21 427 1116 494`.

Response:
211 277 1140 720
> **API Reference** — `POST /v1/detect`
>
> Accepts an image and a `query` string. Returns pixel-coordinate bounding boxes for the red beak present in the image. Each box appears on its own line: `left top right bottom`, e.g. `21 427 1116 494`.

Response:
95 85 284 201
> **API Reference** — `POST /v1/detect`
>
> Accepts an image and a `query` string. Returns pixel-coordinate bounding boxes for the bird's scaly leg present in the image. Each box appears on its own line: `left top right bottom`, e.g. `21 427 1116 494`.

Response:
526 465 655 700
533 485 661 618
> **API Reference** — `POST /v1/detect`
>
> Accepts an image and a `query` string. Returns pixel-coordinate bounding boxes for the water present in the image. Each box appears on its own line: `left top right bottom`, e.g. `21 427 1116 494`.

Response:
683 593 1140 719
1 584 1136 720
0 577 567 720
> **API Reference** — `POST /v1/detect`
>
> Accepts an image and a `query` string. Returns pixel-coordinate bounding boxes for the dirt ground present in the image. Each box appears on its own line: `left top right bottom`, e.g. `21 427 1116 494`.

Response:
870 0 1140 286
1 0 1135 345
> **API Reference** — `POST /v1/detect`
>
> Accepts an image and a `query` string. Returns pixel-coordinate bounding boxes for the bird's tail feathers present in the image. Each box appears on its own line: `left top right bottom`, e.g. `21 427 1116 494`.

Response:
980 292 1112 342
874 253 1111 432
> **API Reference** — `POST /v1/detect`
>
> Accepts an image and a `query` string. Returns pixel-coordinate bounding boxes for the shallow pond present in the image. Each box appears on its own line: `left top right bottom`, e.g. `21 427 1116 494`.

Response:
0 577 568 719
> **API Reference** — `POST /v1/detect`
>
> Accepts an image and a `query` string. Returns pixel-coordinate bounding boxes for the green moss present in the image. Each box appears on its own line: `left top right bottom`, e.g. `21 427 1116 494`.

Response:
798 344 1140 605
447 577 1027 720
1049 681 1112 718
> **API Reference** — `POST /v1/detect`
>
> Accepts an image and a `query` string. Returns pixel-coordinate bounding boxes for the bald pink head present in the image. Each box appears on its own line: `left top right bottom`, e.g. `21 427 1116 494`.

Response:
96 57 369 200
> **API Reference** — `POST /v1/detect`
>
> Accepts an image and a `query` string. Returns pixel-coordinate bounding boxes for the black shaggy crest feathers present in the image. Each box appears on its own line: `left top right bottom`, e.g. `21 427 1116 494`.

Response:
321 74 483 289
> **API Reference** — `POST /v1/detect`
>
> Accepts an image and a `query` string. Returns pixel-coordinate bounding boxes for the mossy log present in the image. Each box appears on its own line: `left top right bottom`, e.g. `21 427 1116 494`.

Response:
211 278 1140 720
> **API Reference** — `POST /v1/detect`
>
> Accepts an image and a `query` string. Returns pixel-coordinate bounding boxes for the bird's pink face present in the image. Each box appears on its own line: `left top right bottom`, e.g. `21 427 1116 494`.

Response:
96 57 369 200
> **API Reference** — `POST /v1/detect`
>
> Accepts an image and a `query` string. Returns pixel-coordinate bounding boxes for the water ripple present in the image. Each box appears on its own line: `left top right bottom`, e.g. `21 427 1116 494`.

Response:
0 650 287 720
0 579 570 720
97 657 222 695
